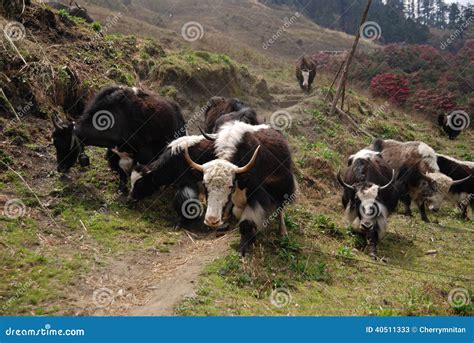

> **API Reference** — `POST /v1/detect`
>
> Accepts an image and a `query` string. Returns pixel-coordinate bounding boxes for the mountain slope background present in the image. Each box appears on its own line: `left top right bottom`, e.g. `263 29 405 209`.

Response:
0 1 472 316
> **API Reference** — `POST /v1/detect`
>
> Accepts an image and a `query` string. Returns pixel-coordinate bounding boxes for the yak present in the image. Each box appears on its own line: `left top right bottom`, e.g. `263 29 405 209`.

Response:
295 56 316 93
338 150 398 259
184 121 296 256
52 86 186 194
129 135 217 226
436 154 473 219
370 139 470 222
203 96 245 133
47 1 94 23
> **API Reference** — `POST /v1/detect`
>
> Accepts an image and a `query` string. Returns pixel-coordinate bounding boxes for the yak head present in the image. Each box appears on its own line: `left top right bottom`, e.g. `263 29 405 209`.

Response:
69 1 93 23
52 116 84 173
338 170 395 235
183 145 260 228
421 172 470 211
300 69 311 90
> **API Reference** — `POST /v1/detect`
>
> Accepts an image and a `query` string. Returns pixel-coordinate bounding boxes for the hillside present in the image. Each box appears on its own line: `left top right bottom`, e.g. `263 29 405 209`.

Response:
83 0 376 64
0 1 472 316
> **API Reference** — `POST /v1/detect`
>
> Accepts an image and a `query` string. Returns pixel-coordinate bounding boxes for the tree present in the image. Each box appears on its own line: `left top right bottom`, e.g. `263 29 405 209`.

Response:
448 3 461 29
435 0 447 28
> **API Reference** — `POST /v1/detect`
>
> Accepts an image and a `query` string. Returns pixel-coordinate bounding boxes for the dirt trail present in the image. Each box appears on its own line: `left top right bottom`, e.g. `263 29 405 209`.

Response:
128 233 234 315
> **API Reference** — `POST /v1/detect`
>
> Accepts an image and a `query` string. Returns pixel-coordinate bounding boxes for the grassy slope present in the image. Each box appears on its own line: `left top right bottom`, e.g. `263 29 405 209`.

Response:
0 3 472 316
177 91 474 316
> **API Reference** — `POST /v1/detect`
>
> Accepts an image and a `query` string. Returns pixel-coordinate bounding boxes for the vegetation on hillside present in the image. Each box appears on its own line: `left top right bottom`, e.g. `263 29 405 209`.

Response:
319 42 473 120
0 1 472 317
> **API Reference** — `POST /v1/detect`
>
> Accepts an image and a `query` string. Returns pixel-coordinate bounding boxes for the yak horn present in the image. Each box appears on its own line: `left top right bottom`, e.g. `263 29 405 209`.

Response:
380 169 396 190
52 116 62 129
184 145 204 172
336 170 355 191
236 145 260 174
198 126 216 141
451 175 471 186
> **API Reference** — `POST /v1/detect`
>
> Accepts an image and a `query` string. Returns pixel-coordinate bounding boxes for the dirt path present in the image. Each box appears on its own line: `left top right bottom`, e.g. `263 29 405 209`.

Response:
128 232 234 315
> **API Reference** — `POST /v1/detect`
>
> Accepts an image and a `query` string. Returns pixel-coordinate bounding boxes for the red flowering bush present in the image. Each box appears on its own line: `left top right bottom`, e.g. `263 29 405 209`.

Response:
410 90 457 115
370 73 410 105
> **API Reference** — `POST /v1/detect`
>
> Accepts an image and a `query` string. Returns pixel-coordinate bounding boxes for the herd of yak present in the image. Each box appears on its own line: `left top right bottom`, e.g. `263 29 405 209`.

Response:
50 68 472 259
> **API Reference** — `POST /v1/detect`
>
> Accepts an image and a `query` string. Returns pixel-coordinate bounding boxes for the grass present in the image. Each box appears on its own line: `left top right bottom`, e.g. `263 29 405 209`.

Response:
0 147 181 315
177 207 473 316
0 5 472 316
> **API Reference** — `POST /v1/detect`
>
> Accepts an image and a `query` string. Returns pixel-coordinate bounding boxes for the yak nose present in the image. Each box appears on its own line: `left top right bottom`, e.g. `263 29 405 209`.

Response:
205 216 221 228
361 222 373 230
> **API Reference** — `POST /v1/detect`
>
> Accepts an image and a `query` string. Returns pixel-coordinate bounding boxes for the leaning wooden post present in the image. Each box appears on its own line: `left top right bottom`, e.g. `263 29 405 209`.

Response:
329 0 372 116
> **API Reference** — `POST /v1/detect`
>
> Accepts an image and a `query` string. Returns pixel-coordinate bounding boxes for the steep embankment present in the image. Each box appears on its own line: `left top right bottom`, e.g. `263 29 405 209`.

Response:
0 2 472 316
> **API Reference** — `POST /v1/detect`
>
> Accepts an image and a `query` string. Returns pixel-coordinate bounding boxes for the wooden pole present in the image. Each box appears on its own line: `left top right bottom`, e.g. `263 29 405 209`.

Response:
323 59 345 103
329 0 372 116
